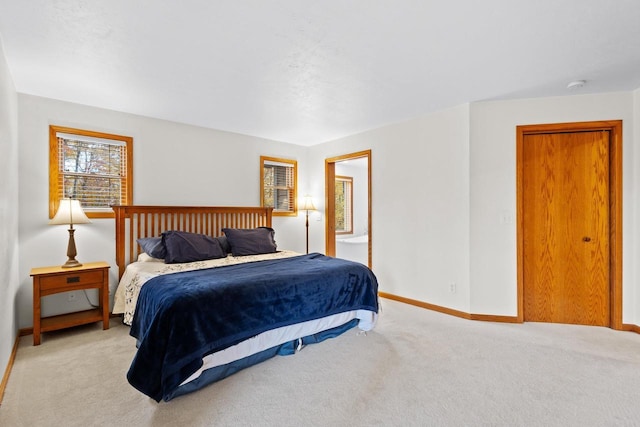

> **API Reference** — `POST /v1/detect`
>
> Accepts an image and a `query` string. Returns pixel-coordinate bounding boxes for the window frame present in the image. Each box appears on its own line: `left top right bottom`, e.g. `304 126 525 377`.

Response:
260 156 298 217
335 175 353 235
49 125 133 219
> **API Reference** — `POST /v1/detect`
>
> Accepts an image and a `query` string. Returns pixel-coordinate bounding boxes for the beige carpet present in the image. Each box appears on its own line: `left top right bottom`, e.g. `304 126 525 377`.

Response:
1 299 640 427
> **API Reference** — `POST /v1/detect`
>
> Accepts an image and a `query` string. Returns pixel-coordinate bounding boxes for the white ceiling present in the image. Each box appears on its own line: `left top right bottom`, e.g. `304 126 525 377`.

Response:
1 1 639 146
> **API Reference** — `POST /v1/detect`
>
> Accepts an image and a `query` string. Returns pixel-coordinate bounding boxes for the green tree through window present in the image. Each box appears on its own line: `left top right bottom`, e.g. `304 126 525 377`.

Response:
335 176 353 234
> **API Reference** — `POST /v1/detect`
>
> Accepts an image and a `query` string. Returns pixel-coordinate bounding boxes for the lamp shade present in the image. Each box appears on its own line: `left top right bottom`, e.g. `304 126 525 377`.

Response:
301 195 316 211
49 199 91 226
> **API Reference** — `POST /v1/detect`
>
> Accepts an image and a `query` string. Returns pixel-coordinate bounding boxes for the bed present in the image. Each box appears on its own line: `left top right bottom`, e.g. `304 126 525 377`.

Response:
112 205 379 402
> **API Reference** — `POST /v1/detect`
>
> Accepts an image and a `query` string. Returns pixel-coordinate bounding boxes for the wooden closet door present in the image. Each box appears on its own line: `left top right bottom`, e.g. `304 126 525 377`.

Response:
522 130 610 326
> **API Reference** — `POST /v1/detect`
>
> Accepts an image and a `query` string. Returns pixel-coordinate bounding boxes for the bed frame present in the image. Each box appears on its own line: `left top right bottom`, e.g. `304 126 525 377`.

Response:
113 205 273 279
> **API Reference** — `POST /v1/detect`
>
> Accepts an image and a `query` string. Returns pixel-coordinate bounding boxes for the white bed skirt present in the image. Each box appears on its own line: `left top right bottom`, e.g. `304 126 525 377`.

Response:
181 309 378 386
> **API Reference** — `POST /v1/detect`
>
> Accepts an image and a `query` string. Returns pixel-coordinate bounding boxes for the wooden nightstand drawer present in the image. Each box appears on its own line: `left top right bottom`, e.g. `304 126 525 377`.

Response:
39 269 104 292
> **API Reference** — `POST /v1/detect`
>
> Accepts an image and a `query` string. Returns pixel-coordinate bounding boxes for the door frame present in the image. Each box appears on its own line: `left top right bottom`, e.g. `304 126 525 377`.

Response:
516 120 623 329
325 150 372 268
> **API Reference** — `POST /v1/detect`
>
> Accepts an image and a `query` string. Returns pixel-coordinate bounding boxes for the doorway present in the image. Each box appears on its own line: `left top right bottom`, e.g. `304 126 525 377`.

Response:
516 121 622 329
325 150 372 268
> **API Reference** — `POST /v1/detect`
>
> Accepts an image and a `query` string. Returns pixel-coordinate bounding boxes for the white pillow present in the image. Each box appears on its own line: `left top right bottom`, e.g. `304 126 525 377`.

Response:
137 253 165 263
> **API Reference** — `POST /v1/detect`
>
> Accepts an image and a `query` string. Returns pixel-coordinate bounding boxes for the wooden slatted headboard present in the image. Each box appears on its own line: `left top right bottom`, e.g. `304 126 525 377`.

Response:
113 205 273 279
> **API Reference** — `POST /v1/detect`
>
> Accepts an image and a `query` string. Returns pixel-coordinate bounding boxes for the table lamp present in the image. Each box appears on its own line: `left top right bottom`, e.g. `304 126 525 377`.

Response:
49 198 91 268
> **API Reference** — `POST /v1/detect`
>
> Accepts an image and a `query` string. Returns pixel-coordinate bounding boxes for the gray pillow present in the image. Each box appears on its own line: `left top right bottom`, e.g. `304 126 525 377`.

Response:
215 235 231 254
137 237 167 259
161 230 227 263
222 227 277 256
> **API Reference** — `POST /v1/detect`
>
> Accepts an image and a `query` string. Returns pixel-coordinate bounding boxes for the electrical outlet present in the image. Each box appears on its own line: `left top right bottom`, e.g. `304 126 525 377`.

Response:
68 292 77 302
449 282 457 293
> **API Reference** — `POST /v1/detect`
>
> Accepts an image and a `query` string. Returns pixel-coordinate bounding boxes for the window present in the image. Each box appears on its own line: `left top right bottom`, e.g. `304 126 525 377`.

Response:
49 125 133 219
335 175 353 234
260 156 297 216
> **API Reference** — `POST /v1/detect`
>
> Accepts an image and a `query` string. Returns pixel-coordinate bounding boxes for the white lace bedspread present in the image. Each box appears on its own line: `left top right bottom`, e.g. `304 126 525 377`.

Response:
113 250 300 325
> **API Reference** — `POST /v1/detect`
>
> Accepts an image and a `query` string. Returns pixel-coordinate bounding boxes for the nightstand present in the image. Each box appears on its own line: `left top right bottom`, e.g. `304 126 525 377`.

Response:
30 261 110 345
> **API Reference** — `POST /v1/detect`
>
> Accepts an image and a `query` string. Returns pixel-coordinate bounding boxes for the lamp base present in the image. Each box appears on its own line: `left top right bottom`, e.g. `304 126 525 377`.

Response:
62 227 82 268
61 258 82 268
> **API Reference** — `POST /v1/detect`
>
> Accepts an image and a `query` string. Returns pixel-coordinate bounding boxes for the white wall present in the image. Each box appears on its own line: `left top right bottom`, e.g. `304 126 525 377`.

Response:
10 89 640 332
0 39 19 377
308 104 472 313
634 88 640 326
16 95 308 328
469 92 637 321
307 91 639 325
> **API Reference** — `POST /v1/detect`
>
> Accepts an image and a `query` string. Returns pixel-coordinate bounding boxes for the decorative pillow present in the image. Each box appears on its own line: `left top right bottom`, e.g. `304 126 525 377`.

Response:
222 227 277 256
215 235 232 254
137 237 167 259
161 230 227 264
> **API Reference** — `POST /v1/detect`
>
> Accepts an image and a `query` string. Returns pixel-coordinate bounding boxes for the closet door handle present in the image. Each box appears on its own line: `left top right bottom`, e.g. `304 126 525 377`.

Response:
582 236 592 242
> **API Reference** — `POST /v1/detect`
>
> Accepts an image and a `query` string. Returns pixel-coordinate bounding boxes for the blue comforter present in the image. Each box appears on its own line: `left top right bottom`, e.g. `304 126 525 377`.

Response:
127 253 379 402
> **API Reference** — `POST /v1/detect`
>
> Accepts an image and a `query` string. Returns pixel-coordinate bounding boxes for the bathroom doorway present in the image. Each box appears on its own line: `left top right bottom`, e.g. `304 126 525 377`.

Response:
325 150 371 268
